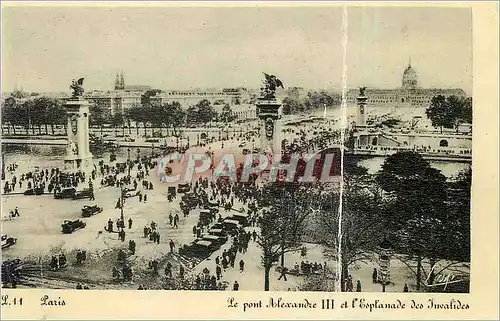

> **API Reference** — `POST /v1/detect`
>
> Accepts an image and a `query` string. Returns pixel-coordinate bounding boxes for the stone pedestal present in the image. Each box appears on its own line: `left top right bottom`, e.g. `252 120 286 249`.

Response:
356 94 367 127
64 97 93 172
256 99 282 156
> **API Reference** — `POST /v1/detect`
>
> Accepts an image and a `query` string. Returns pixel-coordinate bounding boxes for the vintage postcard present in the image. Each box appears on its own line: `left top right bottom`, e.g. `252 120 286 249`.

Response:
1 1 498 320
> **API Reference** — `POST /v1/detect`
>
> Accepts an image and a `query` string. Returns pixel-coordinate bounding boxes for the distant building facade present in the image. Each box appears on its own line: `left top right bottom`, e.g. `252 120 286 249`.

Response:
347 61 467 108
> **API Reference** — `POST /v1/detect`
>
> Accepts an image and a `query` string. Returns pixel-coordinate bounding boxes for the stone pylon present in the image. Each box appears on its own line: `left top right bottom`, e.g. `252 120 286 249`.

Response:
256 98 282 156
64 97 93 171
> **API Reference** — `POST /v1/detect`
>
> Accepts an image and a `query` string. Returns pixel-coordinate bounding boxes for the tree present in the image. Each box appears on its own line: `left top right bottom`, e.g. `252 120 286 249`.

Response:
1 97 18 133
89 100 110 126
256 184 314 291
219 104 237 123
317 165 384 291
282 96 304 115
197 99 216 124
163 101 185 131
304 90 341 112
40 97 66 133
140 89 162 106
186 99 216 124
376 151 461 291
426 95 472 133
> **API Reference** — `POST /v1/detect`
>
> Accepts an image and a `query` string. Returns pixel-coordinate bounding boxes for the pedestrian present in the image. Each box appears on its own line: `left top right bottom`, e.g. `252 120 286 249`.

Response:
139 193 143 202
174 213 179 229
216 265 222 280
192 225 197 236
169 239 175 253
165 262 172 278
278 266 288 281
143 194 147 202
179 265 185 279
239 259 244 272
169 213 173 226
403 283 409 292
128 218 133 229
156 232 161 244
14 207 19 217
356 280 362 292
129 240 136 255
372 268 378 284
233 281 239 291
215 256 220 265
346 275 353 292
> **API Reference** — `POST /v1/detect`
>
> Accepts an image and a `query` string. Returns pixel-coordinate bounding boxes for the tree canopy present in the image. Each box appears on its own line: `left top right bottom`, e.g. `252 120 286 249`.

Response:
426 95 472 132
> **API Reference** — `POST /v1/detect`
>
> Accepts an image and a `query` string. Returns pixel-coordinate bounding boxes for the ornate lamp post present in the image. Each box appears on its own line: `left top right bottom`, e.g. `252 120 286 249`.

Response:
377 238 393 292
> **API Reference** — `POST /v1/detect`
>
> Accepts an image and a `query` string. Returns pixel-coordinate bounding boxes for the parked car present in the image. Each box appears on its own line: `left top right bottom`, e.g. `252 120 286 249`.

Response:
124 190 140 198
199 210 212 226
205 233 228 245
54 188 77 199
61 220 86 234
230 214 250 227
180 240 214 259
1 235 17 249
177 183 191 193
208 228 226 237
201 235 227 248
23 187 45 196
72 189 93 200
222 219 241 232
81 205 103 217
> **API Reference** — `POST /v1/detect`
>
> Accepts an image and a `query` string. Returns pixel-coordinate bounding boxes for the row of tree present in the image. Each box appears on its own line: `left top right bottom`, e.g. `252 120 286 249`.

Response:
2 94 238 130
2 96 66 134
255 151 470 292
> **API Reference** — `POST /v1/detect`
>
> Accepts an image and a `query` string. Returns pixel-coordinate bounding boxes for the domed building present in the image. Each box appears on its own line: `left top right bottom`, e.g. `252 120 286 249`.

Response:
401 60 419 90
347 60 466 108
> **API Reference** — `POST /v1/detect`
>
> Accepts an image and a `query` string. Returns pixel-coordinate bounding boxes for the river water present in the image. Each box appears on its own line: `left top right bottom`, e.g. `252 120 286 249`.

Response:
2 144 469 180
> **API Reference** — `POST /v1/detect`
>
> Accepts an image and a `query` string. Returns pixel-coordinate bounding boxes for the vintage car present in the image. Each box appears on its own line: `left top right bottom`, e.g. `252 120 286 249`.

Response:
204 206 219 215
177 183 191 194
81 205 103 217
230 214 250 227
211 222 224 230
1 259 22 287
202 234 228 247
61 219 86 234
208 228 226 237
54 188 77 199
167 186 177 197
124 190 140 198
72 189 93 200
199 210 212 226
180 240 215 259
222 219 241 232
23 186 45 196
1 235 17 249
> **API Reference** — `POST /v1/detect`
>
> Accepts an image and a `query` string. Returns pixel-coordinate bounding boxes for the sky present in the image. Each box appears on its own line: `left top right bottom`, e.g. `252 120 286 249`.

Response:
1 4 472 94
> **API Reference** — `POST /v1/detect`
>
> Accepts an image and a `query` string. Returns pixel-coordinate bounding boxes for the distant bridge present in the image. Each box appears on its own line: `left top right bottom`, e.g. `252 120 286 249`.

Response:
1 138 67 146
